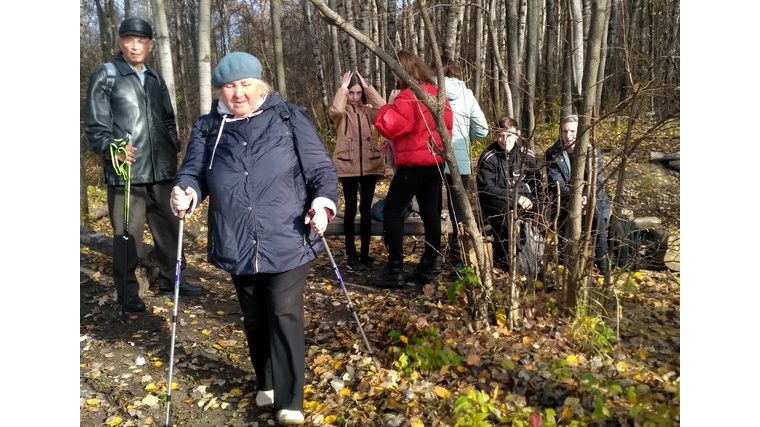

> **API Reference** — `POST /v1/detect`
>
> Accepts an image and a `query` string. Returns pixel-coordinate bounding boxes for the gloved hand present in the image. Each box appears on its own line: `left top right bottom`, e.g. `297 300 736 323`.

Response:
171 185 197 218
305 208 331 236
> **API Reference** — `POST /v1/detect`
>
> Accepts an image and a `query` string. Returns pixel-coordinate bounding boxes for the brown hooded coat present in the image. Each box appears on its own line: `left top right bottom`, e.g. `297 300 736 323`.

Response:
328 85 386 178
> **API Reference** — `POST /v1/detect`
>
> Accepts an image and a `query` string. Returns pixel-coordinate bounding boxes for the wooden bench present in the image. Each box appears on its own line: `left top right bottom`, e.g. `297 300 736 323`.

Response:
324 212 453 236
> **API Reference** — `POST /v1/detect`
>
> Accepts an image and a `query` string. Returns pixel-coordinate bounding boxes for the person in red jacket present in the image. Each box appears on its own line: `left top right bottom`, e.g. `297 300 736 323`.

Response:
371 49 454 288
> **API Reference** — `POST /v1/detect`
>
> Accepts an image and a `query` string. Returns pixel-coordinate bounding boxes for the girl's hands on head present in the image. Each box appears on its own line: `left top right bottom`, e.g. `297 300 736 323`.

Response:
355 71 368 88
340 71 352 89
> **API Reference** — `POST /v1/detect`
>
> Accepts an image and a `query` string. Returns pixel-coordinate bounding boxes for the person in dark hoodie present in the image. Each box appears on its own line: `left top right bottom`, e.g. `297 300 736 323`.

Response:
476 117 542 268
170 52 338 425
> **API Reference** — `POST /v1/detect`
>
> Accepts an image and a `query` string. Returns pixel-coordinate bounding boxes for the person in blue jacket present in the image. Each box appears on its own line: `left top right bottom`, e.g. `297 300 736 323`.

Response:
546 114 611 274
170 52 338 425
434 56 489 266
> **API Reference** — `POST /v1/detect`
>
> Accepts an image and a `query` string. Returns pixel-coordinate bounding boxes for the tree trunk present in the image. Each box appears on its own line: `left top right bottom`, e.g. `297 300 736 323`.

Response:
172 0 193 140
488 0 514 119
471 0 483 102
198 0 212 115
150 0 177 115
271 0 287 97
443 0 462 58
506 0 520 120
520 0 540 142
302 0 330 120
563 0 611 312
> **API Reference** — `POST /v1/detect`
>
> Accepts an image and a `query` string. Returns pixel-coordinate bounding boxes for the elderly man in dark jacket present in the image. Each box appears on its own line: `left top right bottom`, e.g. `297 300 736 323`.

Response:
546 115 611 274
85 17 202 313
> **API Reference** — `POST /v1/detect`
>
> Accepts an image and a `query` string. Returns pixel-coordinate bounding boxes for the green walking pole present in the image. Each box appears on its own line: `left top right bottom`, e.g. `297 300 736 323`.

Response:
110 133 132 317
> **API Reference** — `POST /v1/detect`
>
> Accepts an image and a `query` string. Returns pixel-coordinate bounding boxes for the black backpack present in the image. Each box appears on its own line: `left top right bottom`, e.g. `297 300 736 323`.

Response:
610 219 643 269
516 219 545 278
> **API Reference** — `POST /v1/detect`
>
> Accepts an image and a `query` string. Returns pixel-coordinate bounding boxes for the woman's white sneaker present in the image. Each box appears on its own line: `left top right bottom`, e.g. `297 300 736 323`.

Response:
277 409 305 425
255 390 274 407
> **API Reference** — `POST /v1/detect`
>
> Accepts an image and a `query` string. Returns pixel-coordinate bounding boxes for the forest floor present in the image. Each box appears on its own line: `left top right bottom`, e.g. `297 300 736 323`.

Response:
80 131 680 427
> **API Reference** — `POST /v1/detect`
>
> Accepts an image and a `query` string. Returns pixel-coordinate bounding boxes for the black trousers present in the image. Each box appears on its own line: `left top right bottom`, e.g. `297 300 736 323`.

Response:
231 261 311 412
383 164 443 264
340 175 378 258
555 204 609 267
443 173 470 244
107 180 184 298
480 197 536 262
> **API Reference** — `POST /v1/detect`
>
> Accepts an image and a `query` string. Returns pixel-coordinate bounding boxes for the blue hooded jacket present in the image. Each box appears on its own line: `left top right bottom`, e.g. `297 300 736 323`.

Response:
175 92 338 275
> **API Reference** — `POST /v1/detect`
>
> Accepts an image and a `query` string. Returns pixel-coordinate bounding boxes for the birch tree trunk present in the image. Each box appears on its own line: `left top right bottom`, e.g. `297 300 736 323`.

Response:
520 0 540 141
443 0 463 58
359 0 372 77
302 0 330 116
198 0 212 115
329 0 342 88
150 0 177 114
488 0 514 119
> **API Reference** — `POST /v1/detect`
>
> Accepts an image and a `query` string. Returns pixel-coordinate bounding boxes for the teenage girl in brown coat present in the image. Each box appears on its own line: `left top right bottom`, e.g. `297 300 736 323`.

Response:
328 71 386 270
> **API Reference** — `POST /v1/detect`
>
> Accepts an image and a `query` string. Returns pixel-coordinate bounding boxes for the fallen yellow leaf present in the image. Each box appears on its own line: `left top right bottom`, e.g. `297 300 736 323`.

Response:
229 388 243 397
86 398 100 406
145 383 157 392
216 310 225 315
410 418 425 427
323 415 337 423
339 388 350 395
154 361 164 367
561 406 574 419
106 416 123 426
434 385 451 398
565 354 579 364
200 277 207 283
201 329 211 335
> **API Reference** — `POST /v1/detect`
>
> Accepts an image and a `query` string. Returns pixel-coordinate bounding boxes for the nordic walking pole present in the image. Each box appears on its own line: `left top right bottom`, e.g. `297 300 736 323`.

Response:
308 210 376 362
164 195 186 427
110 133 132 317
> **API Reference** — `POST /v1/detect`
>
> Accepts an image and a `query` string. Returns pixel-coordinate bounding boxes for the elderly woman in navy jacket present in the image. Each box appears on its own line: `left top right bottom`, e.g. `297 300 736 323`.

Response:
170 52 338 425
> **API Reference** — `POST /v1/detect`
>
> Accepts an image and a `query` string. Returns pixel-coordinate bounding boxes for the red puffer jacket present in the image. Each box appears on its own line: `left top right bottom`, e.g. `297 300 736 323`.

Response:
374 83 453 167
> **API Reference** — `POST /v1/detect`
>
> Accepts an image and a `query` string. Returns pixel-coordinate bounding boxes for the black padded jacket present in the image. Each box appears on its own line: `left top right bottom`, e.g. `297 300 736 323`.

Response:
85 52 180 186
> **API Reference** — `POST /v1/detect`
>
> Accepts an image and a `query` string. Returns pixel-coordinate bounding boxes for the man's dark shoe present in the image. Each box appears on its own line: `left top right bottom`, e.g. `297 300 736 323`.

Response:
159 283 204 297
370 261 405 288
118 295 146 313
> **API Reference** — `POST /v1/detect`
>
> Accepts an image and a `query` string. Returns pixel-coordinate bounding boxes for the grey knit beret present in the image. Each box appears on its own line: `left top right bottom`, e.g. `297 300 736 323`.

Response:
211 52 263 87
118 18 153 39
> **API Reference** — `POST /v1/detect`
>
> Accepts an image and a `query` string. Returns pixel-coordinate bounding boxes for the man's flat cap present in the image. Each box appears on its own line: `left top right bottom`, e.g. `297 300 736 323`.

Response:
119 18 153 39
